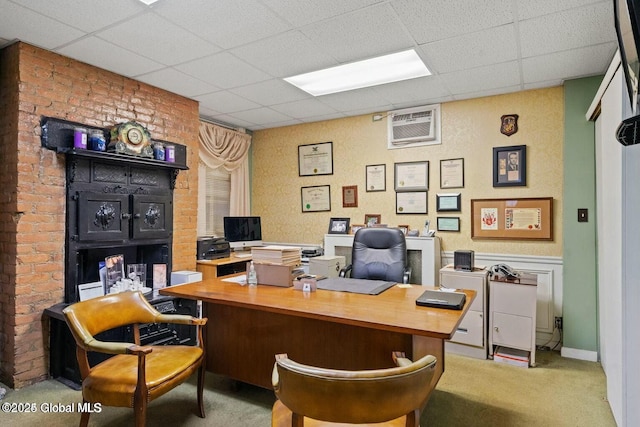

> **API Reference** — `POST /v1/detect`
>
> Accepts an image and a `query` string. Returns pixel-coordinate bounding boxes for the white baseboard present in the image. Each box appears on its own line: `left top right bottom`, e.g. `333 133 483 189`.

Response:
561 346 598 362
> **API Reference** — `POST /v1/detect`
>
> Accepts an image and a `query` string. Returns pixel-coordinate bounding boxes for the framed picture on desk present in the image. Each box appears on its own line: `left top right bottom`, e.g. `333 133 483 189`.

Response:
328 217 350 234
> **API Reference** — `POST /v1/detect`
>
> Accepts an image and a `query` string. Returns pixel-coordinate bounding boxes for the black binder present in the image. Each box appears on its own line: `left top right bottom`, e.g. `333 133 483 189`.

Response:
415 290 466 310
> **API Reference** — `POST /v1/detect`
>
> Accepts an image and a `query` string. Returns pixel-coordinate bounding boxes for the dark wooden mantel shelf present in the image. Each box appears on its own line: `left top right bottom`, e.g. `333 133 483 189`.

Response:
40 116 189 171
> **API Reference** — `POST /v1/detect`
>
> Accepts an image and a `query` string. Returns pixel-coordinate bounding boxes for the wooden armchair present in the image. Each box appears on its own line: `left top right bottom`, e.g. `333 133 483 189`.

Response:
62 291 207 427
271 351 437 427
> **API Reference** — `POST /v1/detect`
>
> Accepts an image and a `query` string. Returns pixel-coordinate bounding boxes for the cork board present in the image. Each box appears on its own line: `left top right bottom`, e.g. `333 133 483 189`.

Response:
471 197 553 240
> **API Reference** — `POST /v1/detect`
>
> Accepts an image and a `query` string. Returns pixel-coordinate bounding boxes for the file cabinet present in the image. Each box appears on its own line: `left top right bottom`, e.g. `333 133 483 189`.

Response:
440 265 489 359
489 275 537 366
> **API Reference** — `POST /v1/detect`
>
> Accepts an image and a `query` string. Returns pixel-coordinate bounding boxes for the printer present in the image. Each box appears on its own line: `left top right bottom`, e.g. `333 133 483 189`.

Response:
197 237 230 260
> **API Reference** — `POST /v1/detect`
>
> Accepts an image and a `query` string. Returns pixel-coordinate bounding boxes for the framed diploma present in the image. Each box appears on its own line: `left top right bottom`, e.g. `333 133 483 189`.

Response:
437 217 460 232
396 191 428 214
301 185 331 212
436 193 461 212
342 185 358 208
365 164 386 192
471 197 553 240
298 142 333 176
440 158 464 189
394 161 429 191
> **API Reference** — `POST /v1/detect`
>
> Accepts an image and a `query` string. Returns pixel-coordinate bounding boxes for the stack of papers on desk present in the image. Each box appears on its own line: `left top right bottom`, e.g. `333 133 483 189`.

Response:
251 245 301 266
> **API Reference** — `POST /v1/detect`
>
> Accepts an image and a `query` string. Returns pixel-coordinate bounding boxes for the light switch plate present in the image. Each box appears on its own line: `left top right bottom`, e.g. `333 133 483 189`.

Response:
578 208 588 222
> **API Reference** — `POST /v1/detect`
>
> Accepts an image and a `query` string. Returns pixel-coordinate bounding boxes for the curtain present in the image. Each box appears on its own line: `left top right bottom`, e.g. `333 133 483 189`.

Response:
198 120 251 216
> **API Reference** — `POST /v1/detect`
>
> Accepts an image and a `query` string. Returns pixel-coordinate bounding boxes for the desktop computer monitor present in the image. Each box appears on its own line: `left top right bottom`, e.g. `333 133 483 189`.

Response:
223 216 263 250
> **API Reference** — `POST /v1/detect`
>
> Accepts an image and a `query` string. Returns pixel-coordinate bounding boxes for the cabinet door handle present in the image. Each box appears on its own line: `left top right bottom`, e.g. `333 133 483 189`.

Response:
121 213 131 220
494 326 499 332
134 213 141 219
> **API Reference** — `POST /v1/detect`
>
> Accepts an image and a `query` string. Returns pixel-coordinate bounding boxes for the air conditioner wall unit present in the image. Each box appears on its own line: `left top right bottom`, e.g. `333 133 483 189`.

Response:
387 104 441 149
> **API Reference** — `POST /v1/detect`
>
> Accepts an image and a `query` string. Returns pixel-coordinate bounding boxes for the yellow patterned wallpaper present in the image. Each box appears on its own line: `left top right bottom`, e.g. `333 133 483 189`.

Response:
252 87 563 257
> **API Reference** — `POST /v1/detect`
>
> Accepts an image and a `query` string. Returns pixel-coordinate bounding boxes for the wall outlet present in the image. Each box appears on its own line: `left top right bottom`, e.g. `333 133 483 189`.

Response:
555 316 563 330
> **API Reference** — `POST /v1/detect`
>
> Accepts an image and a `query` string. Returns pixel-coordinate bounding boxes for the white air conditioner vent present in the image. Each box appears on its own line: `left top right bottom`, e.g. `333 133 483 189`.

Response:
387 104 441 149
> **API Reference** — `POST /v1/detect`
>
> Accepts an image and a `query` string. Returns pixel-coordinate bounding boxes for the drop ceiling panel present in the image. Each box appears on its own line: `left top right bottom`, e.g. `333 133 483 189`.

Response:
261 0 385 26
300 4 414 63
519 2 616 58
516 0 608 20
270 99 339 119
0 1 85 49
393 0 513 43
522 43 617 83
58 37 164 77
230 31 339 78
229 79 309 106
10 0 144 33
227 107 296 126
371 75 452 104
136 68 220 98
176 52 272 89
318 87 394 111
96 14 218 66
155 0 291 49
196 91 262 114
440 61 521 95
420 25 518 74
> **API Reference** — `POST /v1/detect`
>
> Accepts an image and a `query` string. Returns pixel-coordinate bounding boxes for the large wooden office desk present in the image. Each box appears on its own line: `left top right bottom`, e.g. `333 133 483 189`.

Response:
160 278 474 395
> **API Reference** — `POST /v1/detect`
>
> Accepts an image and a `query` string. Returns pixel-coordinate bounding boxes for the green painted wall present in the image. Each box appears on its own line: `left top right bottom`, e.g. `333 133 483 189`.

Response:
563 76 602 352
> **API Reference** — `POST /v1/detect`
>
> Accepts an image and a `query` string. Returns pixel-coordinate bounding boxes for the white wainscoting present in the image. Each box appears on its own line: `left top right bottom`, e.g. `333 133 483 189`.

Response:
442 251 563 348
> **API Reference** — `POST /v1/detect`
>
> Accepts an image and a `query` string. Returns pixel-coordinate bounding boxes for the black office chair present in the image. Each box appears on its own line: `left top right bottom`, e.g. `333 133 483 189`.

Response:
339 227 411 283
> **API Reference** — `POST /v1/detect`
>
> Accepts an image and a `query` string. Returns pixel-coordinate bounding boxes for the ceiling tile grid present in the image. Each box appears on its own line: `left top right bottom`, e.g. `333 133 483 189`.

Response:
0 0 619 131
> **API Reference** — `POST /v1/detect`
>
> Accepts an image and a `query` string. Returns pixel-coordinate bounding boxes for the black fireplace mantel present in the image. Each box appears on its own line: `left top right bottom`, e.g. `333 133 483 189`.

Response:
39 116 188 304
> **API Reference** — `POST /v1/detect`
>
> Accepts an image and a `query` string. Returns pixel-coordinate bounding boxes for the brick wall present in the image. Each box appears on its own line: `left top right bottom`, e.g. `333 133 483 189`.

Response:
0 42 199 388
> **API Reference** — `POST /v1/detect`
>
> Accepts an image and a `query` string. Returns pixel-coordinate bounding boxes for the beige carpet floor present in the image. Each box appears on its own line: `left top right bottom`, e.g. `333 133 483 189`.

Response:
0 349 616 426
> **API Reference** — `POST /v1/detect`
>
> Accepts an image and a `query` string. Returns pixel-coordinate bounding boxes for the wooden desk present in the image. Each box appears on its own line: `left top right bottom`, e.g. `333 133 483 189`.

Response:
160 278 473 396
196 254 252 279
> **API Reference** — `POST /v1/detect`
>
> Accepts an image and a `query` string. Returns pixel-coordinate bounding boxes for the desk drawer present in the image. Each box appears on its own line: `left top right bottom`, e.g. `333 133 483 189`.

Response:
450 310 484 347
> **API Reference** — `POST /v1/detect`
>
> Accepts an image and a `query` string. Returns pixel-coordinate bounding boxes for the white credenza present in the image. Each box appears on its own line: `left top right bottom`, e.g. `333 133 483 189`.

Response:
440 265 489 359
489 275 538 367
323 234 441 286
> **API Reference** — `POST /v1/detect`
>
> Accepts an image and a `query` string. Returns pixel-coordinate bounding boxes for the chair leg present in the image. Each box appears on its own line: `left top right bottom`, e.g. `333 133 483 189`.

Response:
134 394 148 427
197 364 206 418
79 402 90 427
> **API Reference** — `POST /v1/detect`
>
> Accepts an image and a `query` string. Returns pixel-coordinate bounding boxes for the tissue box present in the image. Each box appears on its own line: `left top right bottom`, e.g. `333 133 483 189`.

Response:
171 270 202 285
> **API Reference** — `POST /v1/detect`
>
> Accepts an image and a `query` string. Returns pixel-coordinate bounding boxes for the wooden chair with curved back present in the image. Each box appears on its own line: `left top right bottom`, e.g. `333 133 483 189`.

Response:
271 351 437 427
62 290 208 427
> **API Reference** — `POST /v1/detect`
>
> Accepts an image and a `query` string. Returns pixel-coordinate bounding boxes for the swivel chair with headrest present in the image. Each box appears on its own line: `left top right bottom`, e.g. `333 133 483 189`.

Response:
62 290 208 427
339 227 411 283
271 351 437 426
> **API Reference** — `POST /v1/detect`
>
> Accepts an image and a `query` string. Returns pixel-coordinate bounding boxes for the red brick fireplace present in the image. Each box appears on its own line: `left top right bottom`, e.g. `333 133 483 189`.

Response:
0 42 200 388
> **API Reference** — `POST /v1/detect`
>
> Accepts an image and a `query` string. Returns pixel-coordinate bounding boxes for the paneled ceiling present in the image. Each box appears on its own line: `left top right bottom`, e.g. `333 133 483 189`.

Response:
0 0 618 131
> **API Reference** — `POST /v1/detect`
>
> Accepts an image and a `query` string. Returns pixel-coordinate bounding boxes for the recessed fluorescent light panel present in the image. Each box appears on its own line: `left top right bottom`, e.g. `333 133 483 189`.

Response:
284 49 430 96
138 0 159 5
